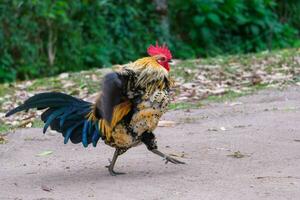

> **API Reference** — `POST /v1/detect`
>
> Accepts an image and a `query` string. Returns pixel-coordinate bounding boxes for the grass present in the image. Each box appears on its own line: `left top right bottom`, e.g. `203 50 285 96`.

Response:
29 78 63 92
0 84 11 97
32 119 44 128
171 60 198 82
0 124 13 135
168 102 203 110
205 91 246 103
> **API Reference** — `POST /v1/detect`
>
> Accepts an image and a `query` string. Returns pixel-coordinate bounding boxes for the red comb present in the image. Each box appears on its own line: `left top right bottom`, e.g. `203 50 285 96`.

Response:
147 43 172 60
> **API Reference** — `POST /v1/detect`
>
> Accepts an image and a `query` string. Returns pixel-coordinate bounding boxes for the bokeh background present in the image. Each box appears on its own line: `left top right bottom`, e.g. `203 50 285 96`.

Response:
0 0 299 82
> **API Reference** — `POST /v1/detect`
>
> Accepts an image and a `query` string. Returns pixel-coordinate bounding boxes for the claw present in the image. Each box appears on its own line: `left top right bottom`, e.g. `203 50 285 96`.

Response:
164 155 185 164
151 149 185 165
106 148 127 176
106 163 125 176
107 167 126 176
106 163 126 176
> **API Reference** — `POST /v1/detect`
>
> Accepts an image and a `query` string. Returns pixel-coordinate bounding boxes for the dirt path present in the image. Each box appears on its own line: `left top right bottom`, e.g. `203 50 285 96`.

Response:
1 86 300 200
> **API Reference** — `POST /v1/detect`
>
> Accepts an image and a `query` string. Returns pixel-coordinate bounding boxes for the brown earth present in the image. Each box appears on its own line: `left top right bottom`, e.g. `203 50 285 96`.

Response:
1 86 300 200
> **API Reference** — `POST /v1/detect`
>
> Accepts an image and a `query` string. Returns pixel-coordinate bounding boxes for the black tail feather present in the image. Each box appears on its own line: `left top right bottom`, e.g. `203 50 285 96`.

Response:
6 92 102 147
5 92 85 117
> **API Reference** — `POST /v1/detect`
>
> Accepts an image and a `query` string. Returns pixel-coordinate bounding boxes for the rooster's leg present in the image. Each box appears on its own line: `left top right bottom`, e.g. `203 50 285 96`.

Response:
151 149 185 164
141 131 185 164
106 148 126 176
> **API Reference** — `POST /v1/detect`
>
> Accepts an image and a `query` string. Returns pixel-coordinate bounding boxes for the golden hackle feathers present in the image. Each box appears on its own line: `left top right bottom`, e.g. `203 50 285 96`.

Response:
117 56 170 95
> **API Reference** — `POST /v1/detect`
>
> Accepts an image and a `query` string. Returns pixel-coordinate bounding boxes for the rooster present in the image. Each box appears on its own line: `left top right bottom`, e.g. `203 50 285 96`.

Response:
6 43 185 175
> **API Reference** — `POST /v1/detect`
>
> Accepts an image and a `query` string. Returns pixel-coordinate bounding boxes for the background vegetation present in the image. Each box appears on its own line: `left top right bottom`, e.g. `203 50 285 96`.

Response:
0 0 299 83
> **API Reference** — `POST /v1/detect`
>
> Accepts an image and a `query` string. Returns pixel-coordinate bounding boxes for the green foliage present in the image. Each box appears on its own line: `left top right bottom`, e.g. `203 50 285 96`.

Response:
169 0 299 58
0 0 298 83
0 0 161 82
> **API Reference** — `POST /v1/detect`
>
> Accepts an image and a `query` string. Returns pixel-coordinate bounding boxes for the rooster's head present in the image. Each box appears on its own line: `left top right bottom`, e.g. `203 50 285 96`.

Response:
147 43 172 71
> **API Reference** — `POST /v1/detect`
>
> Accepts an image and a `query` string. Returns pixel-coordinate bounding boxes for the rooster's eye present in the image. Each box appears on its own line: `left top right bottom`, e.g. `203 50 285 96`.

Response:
159 57 166 62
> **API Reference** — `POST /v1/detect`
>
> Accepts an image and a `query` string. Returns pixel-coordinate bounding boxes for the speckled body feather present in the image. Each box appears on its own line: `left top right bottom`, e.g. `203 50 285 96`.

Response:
96 57 172 149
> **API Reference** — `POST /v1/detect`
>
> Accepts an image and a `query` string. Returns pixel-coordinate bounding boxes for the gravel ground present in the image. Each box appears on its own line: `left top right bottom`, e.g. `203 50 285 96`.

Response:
1 86 300 200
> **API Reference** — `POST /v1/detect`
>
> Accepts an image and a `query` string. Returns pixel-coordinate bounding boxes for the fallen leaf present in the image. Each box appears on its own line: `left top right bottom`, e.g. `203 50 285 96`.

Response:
0 136 7 144
220 127 227 131
0 112 5 118
256 176 300 180
25 122 32 128
229 102 243 106
251 73 263 85
211 88 226 95
234 125 246 128
41 185 52 192
62 81 75 88
36 150 53 157
24 137 49 142
208 128 218 132
158 120 177 127
58 73 69 79
18 119 33 128
214 147 230 151
11 121 19 126
227 151 248 158
169 152 185 158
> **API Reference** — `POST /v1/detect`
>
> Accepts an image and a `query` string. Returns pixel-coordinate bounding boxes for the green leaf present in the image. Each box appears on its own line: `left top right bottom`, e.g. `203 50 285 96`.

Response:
207 13 221 25
250 25 260 35
236 14 248 25
194 16 205 26
36 150 53 156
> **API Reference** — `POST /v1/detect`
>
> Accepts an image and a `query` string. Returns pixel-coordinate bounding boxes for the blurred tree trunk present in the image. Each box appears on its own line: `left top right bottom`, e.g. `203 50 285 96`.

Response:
46 20 57 66
153 0 170 43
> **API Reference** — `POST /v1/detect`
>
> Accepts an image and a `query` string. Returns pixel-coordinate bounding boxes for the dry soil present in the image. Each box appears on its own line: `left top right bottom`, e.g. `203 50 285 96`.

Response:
1 86 300 200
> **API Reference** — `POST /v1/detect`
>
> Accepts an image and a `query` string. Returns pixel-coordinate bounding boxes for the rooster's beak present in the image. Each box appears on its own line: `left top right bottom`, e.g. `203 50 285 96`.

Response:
168 60 175 66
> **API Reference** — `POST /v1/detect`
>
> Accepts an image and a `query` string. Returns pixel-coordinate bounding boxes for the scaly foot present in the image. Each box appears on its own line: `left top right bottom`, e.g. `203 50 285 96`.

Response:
106 157 126 176
164 155 185 164
151 149 185 165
